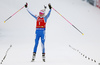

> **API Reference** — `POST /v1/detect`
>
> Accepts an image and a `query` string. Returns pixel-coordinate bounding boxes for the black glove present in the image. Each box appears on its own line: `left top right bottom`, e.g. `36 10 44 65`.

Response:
48 3 52 9
25 3 28 8
44 5 47 9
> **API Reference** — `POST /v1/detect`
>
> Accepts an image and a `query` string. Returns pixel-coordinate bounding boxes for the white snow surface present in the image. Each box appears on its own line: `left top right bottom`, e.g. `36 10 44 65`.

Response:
0 0 100 65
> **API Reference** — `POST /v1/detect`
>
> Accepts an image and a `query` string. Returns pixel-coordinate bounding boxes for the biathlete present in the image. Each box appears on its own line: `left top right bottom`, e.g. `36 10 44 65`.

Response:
25 3 52 62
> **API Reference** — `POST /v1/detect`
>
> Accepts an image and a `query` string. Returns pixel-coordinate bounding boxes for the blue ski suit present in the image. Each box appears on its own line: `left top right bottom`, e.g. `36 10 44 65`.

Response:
27 8 51 53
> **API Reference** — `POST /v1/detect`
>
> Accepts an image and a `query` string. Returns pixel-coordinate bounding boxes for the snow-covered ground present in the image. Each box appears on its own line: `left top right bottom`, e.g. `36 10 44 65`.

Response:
0 0 100 65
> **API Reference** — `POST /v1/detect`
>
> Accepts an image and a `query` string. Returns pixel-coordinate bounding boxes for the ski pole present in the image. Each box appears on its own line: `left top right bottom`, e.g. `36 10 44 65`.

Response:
0 45 12 64
4 6 25 23
52 7 84 35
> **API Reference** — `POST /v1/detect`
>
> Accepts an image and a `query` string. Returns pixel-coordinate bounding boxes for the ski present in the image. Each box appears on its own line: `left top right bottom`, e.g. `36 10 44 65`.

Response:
42 53 45 62
31 52 36 62
0 45 12 64
43 59 45 62
31 58 35 62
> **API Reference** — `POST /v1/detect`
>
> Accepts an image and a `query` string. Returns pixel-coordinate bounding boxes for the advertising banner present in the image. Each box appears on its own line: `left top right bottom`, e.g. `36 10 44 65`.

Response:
96 0 100 8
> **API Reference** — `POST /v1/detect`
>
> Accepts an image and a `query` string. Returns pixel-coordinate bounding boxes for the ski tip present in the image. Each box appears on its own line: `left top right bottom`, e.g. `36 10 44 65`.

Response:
4 21 6 23
10 45 12 47
82 33 84 35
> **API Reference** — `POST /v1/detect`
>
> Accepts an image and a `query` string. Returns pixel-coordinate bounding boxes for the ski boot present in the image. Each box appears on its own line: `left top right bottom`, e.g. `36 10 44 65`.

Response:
31 52 36 62
42 53 45 62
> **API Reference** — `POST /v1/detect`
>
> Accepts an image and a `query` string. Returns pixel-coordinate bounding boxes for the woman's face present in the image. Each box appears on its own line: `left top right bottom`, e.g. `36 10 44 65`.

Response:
39 12 44 17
